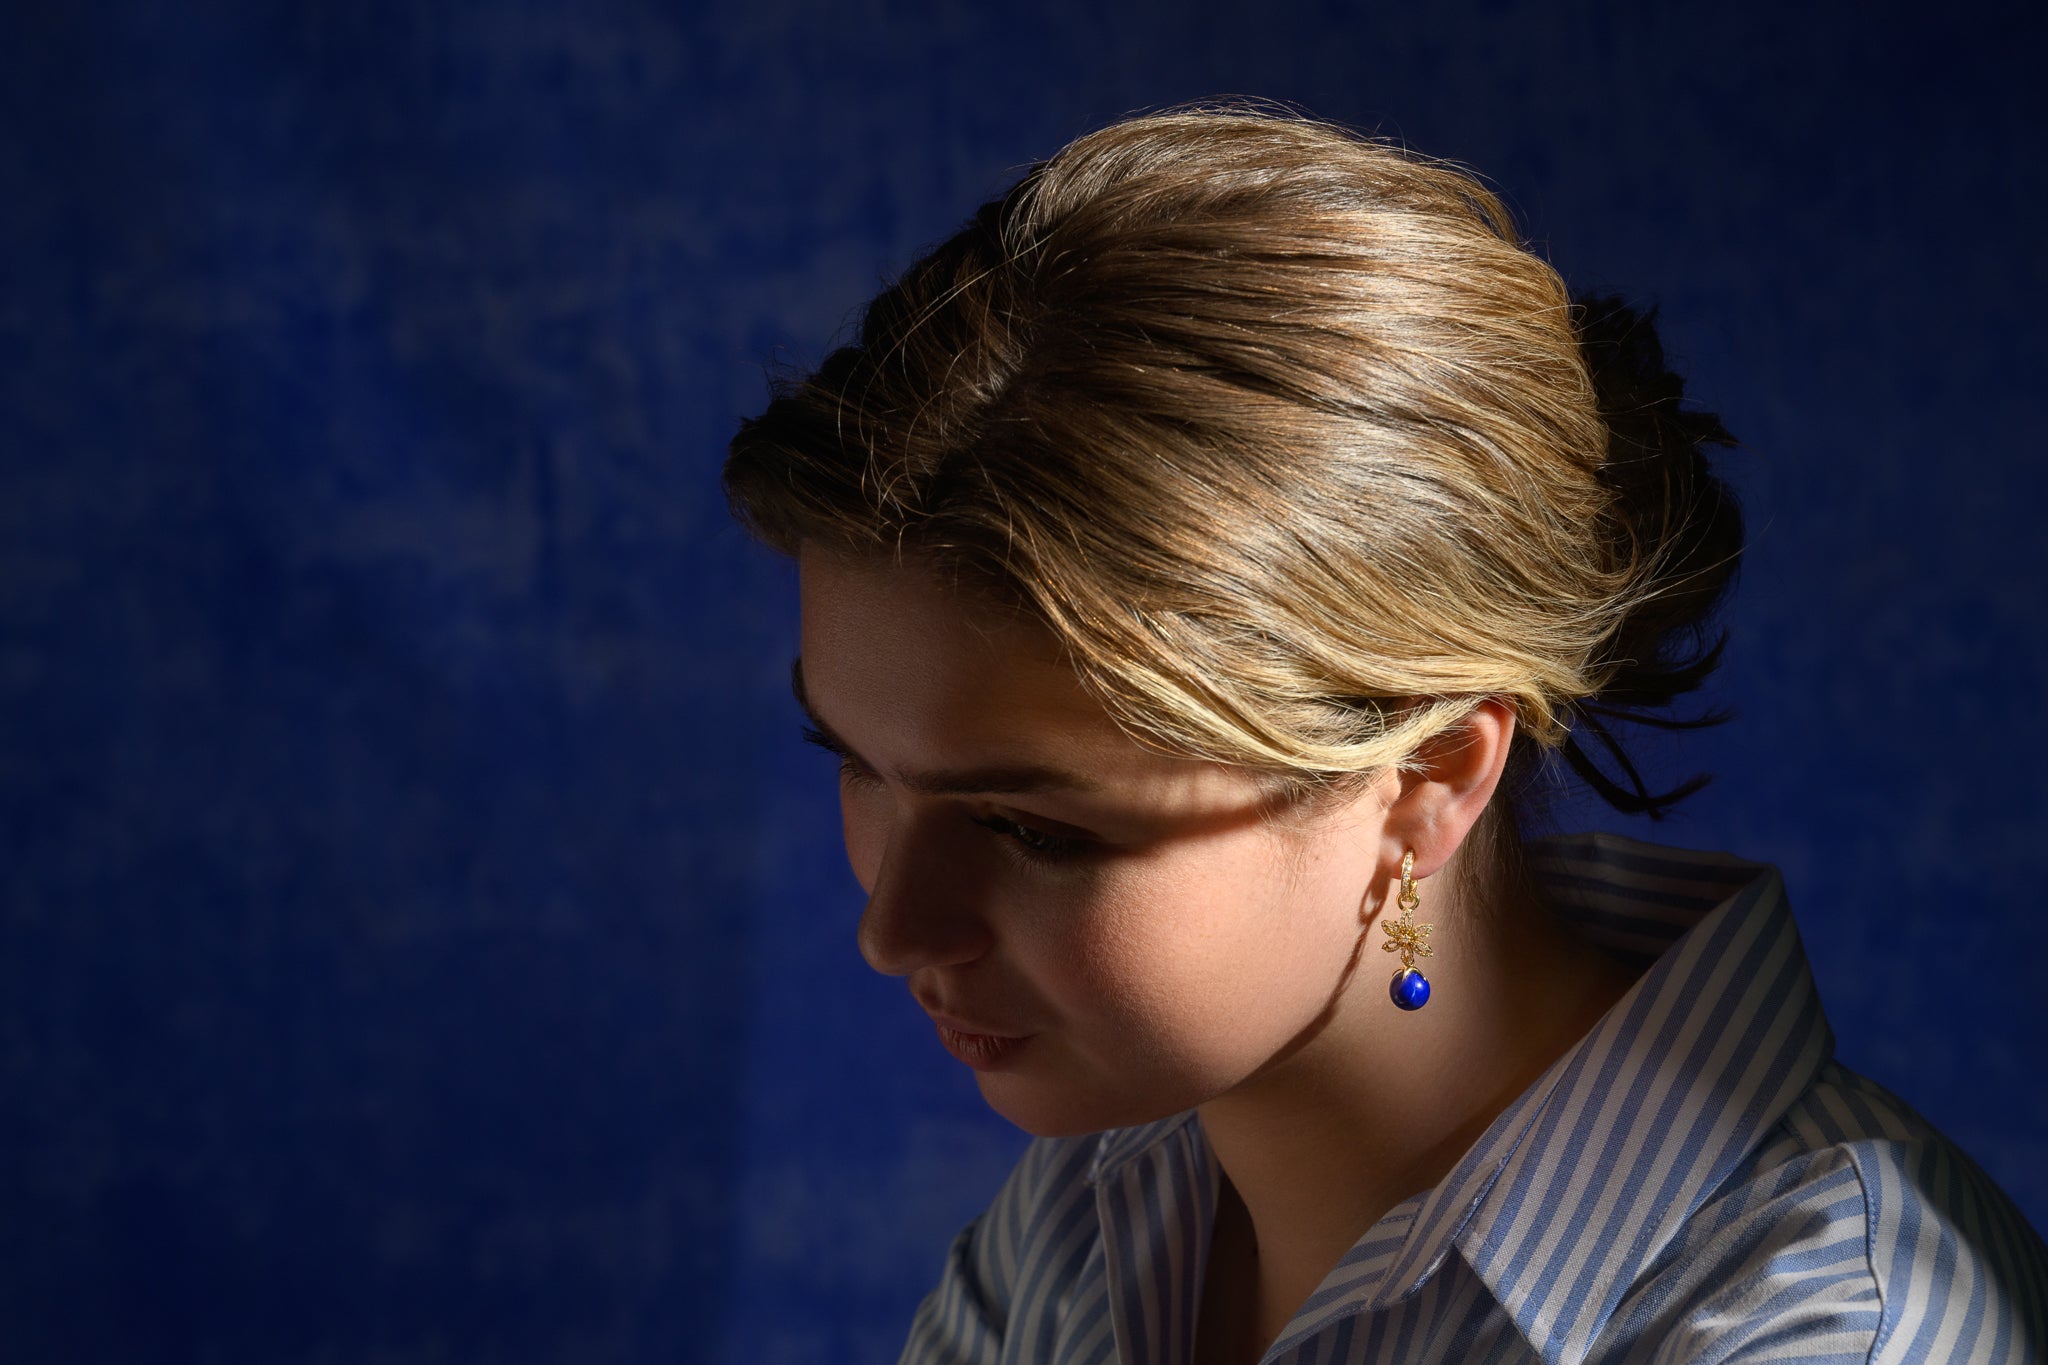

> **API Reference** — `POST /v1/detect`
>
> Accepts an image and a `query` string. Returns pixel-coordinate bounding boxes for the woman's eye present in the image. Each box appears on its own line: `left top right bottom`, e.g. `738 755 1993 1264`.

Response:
800 723 885 791
971 813 1089 864
801 722 1087 863
835 757 884 791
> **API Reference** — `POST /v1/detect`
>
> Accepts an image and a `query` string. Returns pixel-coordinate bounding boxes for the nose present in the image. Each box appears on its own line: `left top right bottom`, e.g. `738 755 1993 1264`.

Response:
854 822 995 978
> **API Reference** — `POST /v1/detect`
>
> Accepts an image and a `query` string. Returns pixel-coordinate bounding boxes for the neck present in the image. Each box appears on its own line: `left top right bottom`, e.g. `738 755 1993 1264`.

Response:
1194 864 1640 1344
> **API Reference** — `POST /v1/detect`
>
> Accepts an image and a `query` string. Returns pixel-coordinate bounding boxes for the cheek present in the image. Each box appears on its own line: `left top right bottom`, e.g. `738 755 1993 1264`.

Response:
1026 840 1363 1059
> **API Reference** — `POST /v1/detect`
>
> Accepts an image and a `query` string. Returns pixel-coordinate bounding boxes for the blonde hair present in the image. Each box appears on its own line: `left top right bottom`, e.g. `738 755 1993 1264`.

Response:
725 106 1739 818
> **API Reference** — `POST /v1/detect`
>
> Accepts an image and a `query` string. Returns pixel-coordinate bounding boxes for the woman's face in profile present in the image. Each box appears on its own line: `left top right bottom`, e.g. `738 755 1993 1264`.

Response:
795 546 1399 1137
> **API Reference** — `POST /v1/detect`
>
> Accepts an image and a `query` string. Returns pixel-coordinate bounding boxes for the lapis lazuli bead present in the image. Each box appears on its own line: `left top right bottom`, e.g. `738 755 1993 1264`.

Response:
1390 968 1431 1011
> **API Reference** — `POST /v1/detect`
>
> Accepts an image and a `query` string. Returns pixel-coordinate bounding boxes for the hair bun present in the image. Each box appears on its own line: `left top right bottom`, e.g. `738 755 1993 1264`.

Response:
1559 295 1745 818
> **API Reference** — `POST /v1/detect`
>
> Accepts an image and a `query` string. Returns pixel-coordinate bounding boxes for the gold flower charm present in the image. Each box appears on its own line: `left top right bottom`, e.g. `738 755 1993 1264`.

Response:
1380 909 1433 968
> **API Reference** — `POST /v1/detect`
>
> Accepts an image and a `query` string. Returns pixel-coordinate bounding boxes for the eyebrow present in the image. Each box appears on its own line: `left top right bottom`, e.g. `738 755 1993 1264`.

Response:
789 658 1105 797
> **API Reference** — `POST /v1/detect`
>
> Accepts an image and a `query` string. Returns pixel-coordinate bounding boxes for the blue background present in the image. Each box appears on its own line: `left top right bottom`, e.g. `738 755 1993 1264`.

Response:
3 2 2043 1361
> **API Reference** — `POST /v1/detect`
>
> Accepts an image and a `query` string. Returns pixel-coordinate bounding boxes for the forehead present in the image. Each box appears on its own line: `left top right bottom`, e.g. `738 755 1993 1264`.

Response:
796 546 1110 745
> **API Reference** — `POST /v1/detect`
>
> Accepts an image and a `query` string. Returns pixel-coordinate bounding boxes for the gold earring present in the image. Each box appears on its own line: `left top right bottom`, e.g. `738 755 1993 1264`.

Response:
1381 850 1433 1010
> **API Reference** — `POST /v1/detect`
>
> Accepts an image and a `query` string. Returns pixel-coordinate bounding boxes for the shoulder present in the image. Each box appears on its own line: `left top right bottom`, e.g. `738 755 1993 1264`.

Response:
1597 1059 2048 1363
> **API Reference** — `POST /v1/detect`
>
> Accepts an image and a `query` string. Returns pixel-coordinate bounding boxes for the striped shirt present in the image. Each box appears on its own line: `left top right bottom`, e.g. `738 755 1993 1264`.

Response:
901 832 2048 1364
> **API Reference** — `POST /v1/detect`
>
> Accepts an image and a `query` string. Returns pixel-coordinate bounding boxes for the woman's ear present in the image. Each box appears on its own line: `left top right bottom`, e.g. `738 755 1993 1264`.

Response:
1382 699 1517 880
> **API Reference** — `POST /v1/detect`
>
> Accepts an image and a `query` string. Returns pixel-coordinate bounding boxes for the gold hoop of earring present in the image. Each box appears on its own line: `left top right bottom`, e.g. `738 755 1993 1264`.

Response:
1381 849 1434 1010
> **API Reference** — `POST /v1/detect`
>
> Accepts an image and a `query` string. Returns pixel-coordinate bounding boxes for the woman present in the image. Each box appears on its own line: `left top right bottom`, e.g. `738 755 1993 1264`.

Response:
723 108 2047 1363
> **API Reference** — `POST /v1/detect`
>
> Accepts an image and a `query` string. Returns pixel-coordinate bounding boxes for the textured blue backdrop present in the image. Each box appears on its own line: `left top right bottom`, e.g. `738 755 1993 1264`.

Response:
2 3 2043 1362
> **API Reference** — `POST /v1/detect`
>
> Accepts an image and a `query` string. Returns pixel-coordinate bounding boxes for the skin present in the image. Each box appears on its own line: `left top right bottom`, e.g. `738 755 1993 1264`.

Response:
796 544 1645 1365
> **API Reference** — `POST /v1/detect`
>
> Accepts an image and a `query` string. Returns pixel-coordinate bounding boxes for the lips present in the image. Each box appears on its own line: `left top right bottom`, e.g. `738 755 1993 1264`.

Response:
924 1010 1028 1040
922 1008 1034 1071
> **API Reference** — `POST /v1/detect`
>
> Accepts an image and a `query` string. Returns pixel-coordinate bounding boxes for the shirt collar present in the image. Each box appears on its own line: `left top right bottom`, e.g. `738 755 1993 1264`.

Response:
1087 832 1837 1365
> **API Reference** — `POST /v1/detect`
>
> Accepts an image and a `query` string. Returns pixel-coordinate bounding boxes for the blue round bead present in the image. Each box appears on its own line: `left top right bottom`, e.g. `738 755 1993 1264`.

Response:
1390 968 1431 1011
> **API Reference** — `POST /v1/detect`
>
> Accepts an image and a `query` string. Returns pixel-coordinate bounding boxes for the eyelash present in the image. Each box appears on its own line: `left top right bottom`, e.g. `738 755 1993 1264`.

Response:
800 724 1091 865
971 813 1090 865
